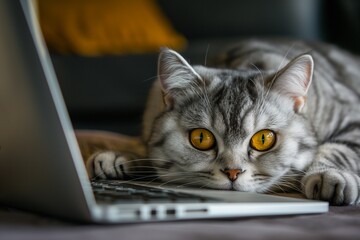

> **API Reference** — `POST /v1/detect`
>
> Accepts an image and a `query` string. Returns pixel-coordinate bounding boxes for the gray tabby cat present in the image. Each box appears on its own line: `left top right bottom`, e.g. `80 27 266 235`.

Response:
86 39 360 205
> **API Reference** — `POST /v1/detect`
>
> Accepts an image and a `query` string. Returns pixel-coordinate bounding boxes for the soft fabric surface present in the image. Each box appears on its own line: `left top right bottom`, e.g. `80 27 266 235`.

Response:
38 0 186 55
0 206 359 240
75 130 146 163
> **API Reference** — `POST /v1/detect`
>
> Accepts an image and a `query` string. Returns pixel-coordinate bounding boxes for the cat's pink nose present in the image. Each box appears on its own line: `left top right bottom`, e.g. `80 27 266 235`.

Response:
222 169 243 181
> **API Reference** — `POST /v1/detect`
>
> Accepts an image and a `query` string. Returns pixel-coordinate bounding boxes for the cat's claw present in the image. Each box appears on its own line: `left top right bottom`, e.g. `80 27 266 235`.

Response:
302 169 360 205
86 151 131 180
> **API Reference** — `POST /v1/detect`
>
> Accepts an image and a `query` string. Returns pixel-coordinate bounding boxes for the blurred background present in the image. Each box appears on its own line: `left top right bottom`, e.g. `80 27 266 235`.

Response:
37 0 360 136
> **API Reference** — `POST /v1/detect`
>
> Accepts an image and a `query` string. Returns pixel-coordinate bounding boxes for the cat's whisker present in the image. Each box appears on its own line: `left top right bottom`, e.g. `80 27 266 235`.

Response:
266 42 296 95
129 172 195 187
254 43 297 119
140 171 204 187
175 178 210 188
273 183 287 193
263 187 280 195
249 63 266 110
91 161 181 180
120 174 158 183
91 160 193 182
148 170 205 184
125 165 174 171
109 172 193 185
142 74 159 83
204 44 210 67
280 186 302 194
158 176 194 187
278 179 300 186
198 181 212 189
125 158 182 164
277 176 303 189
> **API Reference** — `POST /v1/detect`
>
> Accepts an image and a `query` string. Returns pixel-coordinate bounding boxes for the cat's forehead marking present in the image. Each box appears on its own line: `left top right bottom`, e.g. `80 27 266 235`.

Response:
213 78 258 138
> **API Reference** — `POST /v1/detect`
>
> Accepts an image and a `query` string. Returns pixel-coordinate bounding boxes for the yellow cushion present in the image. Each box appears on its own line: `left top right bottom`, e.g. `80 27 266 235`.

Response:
38 0 186 55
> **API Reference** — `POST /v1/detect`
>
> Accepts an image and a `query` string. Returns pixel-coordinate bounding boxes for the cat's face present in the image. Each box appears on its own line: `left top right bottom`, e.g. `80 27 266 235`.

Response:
148 49 317 193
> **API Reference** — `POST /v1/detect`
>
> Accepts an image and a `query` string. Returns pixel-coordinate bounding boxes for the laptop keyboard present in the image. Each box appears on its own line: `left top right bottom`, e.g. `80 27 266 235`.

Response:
91 180 220 204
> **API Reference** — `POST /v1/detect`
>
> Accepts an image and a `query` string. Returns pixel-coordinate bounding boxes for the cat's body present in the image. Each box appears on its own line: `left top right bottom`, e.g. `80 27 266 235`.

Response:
86 39 360 205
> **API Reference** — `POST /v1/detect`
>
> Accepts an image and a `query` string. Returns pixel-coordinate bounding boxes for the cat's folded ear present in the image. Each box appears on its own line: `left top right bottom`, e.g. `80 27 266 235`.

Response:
158 48 202 107
269 54 314 113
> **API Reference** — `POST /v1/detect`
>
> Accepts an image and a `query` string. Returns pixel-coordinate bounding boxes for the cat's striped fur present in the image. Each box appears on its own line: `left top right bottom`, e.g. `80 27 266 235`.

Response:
86 39 360 205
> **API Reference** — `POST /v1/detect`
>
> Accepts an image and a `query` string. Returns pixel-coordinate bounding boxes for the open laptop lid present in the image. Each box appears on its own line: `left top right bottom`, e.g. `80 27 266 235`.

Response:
0 0 95 221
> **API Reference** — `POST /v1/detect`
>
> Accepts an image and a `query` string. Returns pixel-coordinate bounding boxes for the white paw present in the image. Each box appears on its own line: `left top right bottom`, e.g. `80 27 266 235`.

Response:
86 151 131 180
302 169 360 205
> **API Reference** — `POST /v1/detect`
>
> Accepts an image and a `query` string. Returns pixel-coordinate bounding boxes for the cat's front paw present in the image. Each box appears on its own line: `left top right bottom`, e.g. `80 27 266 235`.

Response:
302 169 360 205
86 151 132 180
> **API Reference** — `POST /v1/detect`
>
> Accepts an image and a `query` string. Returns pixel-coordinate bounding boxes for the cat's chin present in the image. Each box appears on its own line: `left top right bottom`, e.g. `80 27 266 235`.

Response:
222 180 275 192
200 181 257 192
231 183 258 192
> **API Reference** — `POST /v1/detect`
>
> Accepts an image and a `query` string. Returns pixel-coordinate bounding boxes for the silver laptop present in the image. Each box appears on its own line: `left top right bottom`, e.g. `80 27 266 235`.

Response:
0 0 328 223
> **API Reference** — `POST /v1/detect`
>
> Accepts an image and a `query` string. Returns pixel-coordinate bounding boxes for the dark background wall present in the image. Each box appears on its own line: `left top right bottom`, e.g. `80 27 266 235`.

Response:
50 0 360 136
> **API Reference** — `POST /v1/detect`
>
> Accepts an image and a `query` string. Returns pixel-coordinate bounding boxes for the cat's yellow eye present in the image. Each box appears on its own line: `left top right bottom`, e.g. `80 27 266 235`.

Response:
190 128 215 151
250 129 276 151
